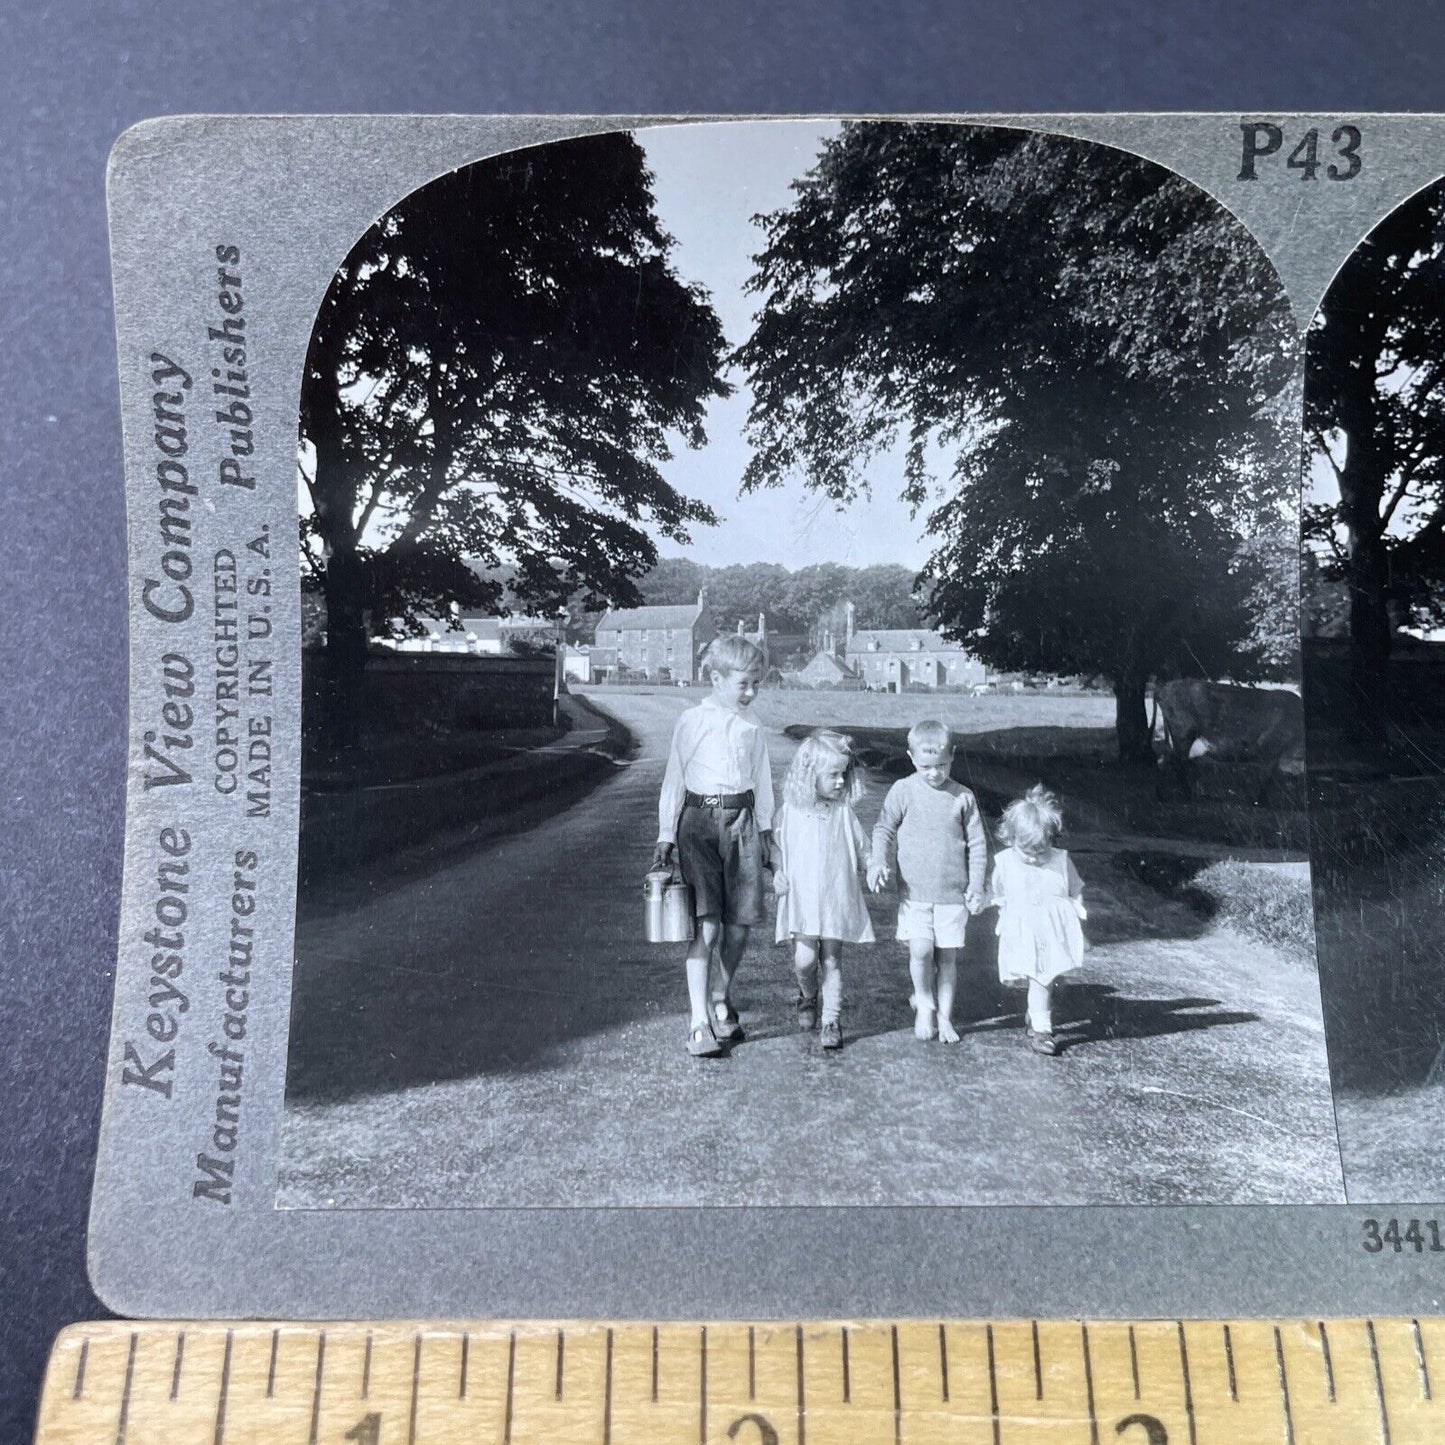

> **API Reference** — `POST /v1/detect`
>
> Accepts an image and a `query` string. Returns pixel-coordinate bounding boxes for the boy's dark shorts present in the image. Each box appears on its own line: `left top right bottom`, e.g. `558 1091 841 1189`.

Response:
676 800 766 926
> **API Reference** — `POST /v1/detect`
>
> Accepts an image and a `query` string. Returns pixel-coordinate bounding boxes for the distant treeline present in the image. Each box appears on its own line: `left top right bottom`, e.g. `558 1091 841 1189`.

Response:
632 557 926 640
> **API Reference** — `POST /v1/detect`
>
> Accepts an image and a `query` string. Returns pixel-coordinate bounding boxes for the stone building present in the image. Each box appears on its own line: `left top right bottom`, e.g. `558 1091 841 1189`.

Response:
593 589 719 682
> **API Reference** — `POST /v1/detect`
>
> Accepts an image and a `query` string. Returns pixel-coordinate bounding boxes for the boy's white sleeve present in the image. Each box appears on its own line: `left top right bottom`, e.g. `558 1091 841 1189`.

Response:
658 717 687 844
751 725 775 831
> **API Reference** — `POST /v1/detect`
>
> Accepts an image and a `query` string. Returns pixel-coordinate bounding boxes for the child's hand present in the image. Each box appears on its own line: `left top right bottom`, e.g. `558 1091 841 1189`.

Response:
773 870 789 898
648 842 675 879
965 891 986 916
867 861 890 892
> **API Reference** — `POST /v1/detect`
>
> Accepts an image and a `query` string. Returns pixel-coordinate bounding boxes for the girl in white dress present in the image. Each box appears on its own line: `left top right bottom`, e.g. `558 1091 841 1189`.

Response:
989 784 1087 1056
772 731 875 1049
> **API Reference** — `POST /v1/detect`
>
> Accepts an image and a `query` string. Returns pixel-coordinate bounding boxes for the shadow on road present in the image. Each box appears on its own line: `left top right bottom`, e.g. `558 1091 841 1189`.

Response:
1057 984 1260 1049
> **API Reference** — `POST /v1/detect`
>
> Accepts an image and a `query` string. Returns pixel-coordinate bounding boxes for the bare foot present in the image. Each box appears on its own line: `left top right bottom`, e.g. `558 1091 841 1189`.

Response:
912 999 937 1040
937 1018 960 1044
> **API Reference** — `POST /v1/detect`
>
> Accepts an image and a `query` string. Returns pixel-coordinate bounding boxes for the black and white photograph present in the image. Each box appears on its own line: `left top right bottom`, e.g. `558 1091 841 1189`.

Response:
1302 175 1445 1203
277 120 1340 1209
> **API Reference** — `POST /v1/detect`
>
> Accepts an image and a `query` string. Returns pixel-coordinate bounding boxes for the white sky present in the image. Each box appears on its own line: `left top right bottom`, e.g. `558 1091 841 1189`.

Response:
640 121 934 571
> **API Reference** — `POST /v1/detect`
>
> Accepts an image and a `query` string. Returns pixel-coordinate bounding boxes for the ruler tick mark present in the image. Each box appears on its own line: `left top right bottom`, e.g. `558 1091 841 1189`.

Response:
700 1326 708 1445
115 1332 138 1445
504 1332 516 1445
408 1333 422 1445
747 1324 755 1401
308 1332 326 1445
1319 1322 1336 1403
362 1331 373 1400
891 1324 902 1445
1222 1324 1237 1403
604 1328 614 1445
841 1326 851 1403
986 1324 1000 1445
1128 1325 1140 1401
212 1329 233 1445
653 1324 660 1403
1033 1319 1043 1400
266 1328 279 1399
1413 1319 1432 1399
1274 1327 1295 1445
170 1332 185 1402
459 1331 469 1399
938 1324 950 1402
1081 1323 1099 1445
796 1324 806 1445
556 1328 565 1401
73 1337 89 1401
1368 1320 1392 1445
1177 1323 1198 1445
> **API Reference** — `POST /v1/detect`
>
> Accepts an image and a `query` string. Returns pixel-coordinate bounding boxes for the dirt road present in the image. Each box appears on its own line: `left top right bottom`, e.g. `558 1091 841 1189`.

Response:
280 688 1344 1207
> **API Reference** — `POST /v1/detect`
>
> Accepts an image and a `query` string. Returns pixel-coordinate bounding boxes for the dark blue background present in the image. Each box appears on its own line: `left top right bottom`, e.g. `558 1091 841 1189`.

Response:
4 1 1444 1435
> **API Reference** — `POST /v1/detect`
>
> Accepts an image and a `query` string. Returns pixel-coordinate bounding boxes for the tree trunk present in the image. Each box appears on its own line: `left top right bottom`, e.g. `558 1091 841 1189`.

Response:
319 549 368 752
1338 425 1392 756
1346 530 1392 753
307 376 369 754
1114 671 1153 763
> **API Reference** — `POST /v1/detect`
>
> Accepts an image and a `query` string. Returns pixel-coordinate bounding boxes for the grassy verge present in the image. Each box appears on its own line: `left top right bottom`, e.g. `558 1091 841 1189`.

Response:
1186 860 1315 962
299 692 635 895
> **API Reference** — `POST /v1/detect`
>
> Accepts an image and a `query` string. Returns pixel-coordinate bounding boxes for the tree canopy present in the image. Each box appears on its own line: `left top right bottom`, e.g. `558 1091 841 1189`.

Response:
299 133 731 704
1304 177 1445 708
738 123 1299 757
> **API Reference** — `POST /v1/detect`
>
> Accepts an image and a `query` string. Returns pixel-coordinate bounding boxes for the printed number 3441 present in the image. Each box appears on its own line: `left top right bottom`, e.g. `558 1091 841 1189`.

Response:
1362 1218 1445 1253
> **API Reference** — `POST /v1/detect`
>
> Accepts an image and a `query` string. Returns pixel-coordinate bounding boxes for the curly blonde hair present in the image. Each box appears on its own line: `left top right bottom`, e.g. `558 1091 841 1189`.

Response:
996 783 1063 858
783 730 863 809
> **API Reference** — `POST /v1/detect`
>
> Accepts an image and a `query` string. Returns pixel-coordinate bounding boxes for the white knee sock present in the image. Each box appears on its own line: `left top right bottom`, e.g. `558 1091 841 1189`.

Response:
1027 980 1053 1033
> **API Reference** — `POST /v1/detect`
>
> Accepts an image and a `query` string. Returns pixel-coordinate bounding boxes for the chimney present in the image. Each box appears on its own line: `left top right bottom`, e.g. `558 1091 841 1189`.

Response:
697 586 707 608
758 612 765 638
845 599 856 644
736 619 744 634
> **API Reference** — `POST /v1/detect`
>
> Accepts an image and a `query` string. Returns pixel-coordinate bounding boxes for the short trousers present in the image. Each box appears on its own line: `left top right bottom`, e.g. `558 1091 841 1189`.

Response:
676 800 766 926
895 899 970 949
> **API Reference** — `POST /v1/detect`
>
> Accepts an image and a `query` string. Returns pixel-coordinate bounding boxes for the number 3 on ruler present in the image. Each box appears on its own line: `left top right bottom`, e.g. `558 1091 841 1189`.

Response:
1238 122 1362 180
1116 1413 1169 1443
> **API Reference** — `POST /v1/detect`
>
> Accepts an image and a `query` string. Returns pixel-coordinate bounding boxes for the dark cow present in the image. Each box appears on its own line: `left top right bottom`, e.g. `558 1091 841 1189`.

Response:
1154 679 1305 803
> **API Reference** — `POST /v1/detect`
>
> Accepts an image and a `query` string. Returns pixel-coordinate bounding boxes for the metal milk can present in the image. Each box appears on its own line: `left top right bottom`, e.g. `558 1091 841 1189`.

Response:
644 869 695 943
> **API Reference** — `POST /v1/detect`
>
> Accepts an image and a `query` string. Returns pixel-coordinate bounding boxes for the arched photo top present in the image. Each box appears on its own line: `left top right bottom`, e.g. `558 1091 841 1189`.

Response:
297 120 1302 761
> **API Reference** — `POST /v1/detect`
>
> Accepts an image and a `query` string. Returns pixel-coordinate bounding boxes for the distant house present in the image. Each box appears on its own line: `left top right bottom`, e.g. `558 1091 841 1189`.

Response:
387 610 565 656
594 589 719 682
844 626 986 692
562 644 595 683
794 650 861 688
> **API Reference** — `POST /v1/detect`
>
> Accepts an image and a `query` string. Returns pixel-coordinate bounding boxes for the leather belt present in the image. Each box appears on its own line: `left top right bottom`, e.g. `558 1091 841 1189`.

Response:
684 789 755 809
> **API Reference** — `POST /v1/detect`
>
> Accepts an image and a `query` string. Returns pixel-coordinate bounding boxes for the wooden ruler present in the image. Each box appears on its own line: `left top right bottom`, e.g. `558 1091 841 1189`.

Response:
32 1318 1445 1443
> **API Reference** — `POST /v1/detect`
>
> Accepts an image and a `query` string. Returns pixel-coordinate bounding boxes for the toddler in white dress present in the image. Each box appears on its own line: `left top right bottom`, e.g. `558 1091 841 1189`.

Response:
772 731 875 1050
989 784 1087 1056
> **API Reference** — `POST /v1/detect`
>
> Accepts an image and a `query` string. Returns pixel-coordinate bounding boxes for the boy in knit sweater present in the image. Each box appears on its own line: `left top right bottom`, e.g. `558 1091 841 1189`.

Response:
867 720 988 1041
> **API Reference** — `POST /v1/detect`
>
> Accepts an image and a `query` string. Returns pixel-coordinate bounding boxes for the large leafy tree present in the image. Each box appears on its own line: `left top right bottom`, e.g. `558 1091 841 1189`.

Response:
1303 178 1445 739
739 124 1299 759
300 133 729 739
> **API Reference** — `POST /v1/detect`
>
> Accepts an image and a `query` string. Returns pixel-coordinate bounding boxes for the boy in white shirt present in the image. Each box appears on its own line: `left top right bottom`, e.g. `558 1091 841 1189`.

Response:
650 635 775 1056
